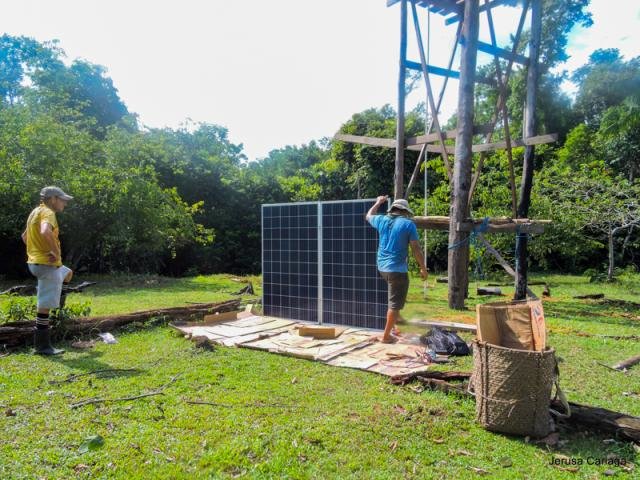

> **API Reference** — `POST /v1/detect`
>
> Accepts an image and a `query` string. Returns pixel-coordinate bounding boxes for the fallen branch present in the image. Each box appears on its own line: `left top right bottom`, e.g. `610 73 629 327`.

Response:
573 293 605 300
477 287 503 296
185 400 297 409
390 370 471 386
613 354 640 372
596 362 626 373
552 400 640 443
49 368 140 385
70 374 181 409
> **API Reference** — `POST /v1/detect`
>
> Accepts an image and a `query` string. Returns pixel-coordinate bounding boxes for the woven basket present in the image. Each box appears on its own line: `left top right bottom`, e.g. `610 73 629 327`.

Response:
471 341 558 438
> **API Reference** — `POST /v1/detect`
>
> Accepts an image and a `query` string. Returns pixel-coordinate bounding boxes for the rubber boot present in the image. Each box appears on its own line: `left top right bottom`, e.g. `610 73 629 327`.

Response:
34 328 64 355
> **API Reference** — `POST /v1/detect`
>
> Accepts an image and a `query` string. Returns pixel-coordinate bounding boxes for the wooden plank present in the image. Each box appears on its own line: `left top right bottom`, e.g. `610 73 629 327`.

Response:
335 133 557 154
407 319 477 332
405 134 558 153
334 134 396 148
406 124 493 146
202 310 241 323
405 60 496 86
457 221 545 234
412 215 550 233
476 40 528 65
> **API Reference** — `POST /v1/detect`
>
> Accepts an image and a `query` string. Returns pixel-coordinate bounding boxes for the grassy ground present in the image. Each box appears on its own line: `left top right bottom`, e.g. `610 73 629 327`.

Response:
1 273 639 479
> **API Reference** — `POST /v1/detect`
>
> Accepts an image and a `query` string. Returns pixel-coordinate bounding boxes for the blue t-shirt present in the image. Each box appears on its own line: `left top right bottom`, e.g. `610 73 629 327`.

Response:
367 214 419 273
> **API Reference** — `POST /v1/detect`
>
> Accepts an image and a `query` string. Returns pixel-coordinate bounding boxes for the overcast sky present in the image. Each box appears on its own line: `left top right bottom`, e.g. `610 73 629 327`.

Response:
2 0 639 161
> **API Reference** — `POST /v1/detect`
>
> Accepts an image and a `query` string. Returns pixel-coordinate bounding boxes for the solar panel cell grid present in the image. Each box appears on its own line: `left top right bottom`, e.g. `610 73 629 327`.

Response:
262 200 388 329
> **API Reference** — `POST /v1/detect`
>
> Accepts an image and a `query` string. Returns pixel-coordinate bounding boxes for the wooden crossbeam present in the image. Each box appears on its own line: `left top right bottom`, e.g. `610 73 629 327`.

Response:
412 215 550 234
405 60 496 86
476 40 528 65
445 0 519 24
406 124 493 146
334 133 558 154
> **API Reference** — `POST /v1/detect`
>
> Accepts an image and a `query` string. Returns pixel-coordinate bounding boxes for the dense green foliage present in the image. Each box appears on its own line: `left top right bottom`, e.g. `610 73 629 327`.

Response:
0 3 638 280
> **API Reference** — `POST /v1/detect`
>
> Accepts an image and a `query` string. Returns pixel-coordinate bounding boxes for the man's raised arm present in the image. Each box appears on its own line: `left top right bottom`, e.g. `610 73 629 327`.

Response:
365 195 388 221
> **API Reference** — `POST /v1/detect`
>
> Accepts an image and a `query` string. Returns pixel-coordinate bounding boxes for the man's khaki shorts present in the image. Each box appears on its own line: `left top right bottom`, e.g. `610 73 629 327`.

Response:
379 271 409 310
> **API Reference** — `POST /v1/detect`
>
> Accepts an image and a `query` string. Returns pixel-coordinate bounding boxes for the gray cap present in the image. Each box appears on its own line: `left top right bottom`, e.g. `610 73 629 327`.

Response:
391 198 414 215
40 186 73 201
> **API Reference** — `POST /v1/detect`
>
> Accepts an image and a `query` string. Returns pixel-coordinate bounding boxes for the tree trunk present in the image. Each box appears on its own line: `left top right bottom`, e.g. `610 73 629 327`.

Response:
607 228 615 281
448 0 479 309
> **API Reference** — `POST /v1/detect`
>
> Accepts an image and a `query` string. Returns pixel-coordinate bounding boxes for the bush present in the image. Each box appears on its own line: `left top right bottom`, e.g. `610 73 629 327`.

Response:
0 294 91 324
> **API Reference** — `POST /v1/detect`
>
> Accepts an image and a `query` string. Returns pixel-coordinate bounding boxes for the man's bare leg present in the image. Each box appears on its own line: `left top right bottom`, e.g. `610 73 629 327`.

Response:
380 309 400 343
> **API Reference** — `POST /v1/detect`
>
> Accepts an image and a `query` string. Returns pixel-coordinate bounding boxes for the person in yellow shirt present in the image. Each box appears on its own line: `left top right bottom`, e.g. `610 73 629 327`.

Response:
22 186 74 355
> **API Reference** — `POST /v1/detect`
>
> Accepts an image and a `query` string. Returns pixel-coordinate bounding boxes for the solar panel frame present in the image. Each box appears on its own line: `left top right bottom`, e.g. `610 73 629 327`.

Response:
262 199 389 329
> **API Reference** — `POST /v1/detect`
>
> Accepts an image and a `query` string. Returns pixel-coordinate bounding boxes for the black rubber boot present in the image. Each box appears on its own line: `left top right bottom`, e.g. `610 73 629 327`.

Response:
34 328 64 355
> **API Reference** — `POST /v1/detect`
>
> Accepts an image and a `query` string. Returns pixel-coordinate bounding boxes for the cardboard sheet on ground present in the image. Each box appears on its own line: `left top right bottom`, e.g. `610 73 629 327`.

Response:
171 313 436 377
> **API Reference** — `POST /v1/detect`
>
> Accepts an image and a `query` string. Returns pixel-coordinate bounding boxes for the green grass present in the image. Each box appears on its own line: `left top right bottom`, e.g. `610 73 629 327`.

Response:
1 273 639 479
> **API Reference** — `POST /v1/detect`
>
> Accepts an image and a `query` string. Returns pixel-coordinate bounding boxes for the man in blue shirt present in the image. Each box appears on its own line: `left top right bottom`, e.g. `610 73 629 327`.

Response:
366 196 428 343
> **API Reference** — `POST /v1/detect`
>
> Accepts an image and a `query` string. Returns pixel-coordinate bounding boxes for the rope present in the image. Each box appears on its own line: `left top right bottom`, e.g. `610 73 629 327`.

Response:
447 216 490 251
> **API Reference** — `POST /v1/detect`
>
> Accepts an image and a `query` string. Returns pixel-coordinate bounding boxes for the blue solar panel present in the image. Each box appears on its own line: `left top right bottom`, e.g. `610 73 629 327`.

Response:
262 200 388 329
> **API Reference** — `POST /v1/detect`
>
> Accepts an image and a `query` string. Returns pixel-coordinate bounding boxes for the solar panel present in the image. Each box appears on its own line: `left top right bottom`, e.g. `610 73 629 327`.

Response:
262 199 388 329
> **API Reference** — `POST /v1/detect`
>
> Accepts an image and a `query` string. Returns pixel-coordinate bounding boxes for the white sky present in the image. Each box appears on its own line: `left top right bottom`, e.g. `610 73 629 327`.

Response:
1 0 638 161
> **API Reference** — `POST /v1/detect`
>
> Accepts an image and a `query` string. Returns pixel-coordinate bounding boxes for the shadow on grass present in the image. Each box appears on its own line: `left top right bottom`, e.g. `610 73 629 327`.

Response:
47 348 135 377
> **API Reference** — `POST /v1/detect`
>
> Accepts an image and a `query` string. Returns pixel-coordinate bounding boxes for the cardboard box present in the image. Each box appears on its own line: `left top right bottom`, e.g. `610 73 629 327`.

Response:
476 299 546 351
298 326 344 339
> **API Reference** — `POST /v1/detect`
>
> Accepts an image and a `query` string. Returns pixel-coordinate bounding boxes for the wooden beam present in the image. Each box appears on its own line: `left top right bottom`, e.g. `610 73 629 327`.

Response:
405 60 496 86
395 0 408 199
411 215 550 233
406 319 477 332
406 123 493 146
445 0 519 24
476 40 528 65
334 133 558 154
407 133 558 154
334 134 396 148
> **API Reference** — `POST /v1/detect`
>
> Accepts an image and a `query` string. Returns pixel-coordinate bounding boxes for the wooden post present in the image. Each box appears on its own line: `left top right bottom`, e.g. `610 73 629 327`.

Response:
515 0 541 300
395 0 408 200
448 0 479 309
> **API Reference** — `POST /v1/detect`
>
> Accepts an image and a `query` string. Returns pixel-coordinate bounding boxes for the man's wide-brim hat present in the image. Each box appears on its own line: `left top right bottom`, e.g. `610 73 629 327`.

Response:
391 199 413 215
40 186 73 201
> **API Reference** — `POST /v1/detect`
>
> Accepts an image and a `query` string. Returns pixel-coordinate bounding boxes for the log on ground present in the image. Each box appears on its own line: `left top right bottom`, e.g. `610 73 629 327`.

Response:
0 299 241 348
